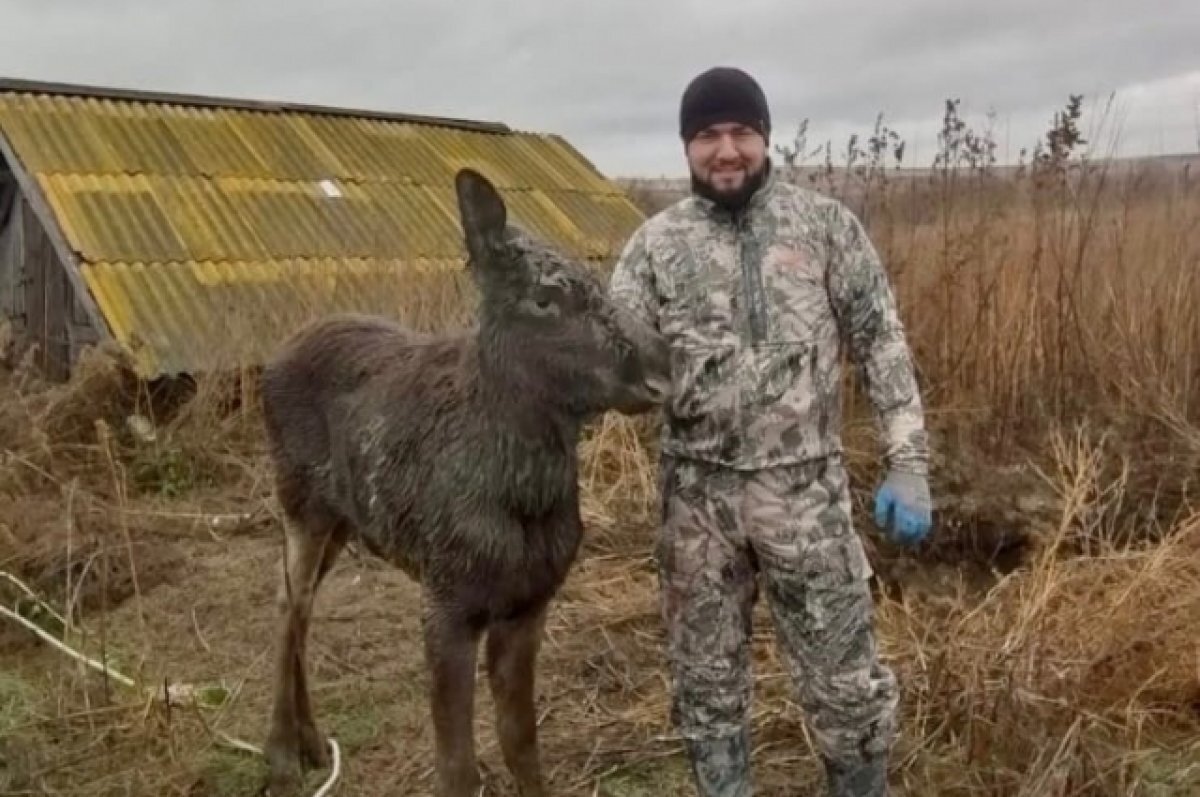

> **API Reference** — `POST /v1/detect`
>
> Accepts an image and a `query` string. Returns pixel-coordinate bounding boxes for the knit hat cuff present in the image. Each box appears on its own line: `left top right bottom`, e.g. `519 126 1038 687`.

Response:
681 110 769 143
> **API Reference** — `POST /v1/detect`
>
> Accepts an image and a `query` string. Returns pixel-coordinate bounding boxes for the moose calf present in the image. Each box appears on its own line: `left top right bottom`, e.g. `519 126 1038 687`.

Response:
260 169 670 796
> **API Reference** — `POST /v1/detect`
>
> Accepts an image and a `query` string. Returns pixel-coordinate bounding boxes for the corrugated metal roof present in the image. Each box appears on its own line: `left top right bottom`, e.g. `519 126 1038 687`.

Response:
79 257 478 377
0 79 644 377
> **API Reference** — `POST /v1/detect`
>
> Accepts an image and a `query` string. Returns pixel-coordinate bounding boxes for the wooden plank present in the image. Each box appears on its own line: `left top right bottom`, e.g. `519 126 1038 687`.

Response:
0 172 18 323
20 204 76 380
22 201 45 373
43 244 71 380
68 321 99 363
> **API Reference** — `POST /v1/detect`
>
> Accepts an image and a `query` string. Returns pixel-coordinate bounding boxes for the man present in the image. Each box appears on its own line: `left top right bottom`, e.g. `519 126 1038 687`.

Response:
608 66 933 796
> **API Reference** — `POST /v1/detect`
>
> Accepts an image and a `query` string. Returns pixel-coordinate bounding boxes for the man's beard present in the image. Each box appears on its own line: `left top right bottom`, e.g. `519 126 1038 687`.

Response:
690 159 771 213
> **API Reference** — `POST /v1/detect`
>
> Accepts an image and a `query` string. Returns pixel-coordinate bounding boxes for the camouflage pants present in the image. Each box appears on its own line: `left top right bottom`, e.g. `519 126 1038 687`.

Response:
656 454 898 794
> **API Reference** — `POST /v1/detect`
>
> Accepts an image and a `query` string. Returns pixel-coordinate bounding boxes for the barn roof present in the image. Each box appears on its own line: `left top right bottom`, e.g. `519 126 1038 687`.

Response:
0 77 644 378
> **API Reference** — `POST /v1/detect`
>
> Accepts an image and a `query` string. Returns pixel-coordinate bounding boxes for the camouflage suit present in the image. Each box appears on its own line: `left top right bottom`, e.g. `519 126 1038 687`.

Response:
609 167 928 795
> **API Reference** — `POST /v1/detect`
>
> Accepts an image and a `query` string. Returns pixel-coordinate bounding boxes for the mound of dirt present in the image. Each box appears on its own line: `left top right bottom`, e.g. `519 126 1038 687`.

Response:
0 493 186 651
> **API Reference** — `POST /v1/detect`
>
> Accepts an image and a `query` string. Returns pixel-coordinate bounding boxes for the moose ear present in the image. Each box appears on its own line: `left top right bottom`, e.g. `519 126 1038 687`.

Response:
455 168 507 266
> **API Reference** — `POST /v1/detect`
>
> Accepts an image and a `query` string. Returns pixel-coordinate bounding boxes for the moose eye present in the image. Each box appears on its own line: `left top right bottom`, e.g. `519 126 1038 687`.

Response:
522 293 559 317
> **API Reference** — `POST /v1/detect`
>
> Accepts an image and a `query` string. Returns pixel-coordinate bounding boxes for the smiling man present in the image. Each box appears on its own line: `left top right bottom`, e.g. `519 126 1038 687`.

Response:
608 66 934 796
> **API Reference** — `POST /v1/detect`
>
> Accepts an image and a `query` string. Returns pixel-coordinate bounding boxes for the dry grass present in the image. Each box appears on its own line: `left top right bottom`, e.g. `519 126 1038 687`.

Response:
2 97 1199 795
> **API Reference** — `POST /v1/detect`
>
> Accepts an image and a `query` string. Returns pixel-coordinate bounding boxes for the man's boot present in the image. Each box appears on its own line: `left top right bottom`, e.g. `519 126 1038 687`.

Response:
684 727 753 797
823 754 888 796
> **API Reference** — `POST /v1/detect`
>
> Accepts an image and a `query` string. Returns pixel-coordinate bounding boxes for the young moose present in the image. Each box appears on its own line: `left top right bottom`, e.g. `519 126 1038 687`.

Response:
260 169 671 796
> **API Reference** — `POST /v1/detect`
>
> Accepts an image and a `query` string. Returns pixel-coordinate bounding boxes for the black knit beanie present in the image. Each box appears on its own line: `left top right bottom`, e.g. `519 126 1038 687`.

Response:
679 66 771 143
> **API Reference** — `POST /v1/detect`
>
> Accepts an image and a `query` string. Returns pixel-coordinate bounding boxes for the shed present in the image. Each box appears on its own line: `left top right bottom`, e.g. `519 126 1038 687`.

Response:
0 77 644 381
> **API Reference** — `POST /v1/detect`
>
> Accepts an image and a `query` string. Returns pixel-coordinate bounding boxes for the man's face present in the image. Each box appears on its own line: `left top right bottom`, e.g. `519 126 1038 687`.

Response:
685 122 767 198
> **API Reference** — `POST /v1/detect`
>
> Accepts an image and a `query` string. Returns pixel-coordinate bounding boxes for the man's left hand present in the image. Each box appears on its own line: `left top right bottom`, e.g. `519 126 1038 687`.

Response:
873 470 932 546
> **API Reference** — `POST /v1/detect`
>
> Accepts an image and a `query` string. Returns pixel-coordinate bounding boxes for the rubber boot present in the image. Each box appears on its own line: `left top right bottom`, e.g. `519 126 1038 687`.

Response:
824 754 888 796
684 727 753 797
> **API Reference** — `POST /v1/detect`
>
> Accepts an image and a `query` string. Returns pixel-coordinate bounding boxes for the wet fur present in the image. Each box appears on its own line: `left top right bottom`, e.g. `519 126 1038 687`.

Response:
265 318 581 622
260 169 669 797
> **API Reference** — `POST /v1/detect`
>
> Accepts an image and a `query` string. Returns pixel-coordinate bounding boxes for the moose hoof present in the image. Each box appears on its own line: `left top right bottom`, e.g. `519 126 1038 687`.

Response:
298 723 330 769
265 725 327 794
265 747 303 796
439 765 484 797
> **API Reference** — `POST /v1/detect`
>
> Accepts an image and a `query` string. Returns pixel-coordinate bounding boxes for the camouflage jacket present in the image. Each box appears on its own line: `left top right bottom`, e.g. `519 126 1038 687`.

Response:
609 170 929 475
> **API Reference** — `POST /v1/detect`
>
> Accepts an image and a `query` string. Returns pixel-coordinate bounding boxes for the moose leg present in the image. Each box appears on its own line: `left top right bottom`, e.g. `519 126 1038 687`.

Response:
293 522 348 750
424 603 484 797
266 515 348 790
486 604 549 797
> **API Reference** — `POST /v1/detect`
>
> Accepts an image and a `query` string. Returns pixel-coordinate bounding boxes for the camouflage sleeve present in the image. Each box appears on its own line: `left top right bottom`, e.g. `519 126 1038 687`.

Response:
608 224 660 331
825 202 929 477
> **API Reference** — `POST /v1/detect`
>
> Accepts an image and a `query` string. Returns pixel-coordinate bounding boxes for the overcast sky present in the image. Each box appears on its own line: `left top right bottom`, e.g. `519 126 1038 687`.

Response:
1 0 1197 177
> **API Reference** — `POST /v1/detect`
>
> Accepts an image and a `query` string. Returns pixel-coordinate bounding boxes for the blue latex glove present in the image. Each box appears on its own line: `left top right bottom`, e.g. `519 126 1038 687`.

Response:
874 470 932 546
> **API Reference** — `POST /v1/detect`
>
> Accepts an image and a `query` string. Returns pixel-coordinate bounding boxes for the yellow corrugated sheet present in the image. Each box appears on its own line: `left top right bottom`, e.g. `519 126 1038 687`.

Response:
0 85 645 377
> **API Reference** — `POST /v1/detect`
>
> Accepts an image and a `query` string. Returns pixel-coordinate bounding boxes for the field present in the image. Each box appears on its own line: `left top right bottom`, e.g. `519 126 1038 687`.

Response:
2 98 1199 795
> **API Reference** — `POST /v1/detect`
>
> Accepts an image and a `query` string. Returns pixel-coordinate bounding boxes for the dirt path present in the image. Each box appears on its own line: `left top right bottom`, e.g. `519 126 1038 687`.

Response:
3 521 719 796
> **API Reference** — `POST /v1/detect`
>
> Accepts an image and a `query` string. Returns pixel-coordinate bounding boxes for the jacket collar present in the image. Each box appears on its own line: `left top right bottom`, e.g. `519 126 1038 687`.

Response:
691 160 779 224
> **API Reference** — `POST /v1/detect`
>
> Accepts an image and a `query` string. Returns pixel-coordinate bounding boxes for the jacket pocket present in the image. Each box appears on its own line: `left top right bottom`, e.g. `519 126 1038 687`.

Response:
667 343 736 424
741 341 815 405
737 341 822 461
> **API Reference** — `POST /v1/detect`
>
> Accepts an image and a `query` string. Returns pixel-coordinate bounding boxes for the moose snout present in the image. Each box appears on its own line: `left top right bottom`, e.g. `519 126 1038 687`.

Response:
643 372 671 404
607 310 673 414
641 333 671 402
625 322 672 410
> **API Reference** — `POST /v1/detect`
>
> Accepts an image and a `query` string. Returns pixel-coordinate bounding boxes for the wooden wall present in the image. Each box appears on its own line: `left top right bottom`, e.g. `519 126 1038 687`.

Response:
0 166 100 380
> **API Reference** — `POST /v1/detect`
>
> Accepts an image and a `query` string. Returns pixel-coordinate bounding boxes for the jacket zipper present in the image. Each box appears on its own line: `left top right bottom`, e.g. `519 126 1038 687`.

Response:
736 213 767 344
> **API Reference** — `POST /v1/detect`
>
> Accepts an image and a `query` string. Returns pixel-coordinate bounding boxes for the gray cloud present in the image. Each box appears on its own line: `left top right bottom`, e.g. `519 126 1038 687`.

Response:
1 0 1197 176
